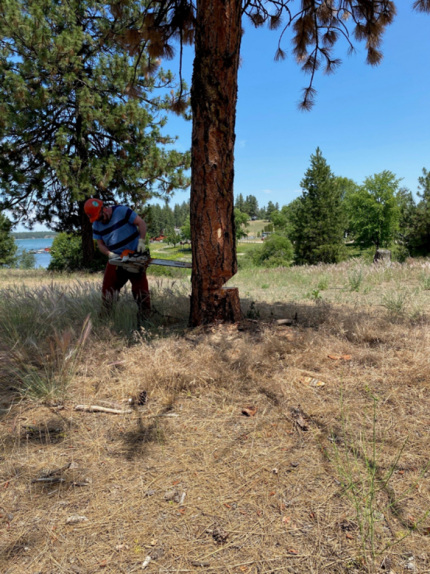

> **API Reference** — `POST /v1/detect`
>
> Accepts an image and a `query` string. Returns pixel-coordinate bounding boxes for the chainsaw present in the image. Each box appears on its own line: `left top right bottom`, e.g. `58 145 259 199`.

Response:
109 248 192 273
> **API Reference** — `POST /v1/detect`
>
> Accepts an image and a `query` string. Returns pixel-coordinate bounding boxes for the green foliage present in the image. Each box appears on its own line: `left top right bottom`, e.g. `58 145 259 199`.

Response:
306 288 322 301
49 233 106 272
317 275 329 290
234 208 250 239
346 171 401 250
247 233 294 268
269 210 288 231
290 148 347 265
0 0 190 234
166 231 182 247
235 194 259 217
407 168 430 256
265 201 279 219
180 216 191 241
0 213 17 267
17 249 36 269
348 267 364 292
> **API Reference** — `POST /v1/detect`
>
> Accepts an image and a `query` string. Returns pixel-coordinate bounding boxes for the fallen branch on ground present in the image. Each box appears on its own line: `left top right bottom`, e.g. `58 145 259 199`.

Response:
74 405 132 414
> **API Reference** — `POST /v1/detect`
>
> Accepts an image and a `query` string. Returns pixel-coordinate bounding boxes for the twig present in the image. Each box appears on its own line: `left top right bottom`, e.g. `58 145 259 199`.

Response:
74 405 132 414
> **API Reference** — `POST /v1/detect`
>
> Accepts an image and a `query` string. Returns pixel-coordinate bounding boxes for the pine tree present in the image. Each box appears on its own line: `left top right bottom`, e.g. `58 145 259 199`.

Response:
244 195 259 218
0 213 17 267
235 193 245 212
0 0 190 265
291 148 346 265
266 201 277 219
86 1 430 323
409 168 430 255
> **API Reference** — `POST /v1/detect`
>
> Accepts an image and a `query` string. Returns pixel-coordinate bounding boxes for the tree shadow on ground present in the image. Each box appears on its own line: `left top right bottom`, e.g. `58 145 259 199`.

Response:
112 405 174 461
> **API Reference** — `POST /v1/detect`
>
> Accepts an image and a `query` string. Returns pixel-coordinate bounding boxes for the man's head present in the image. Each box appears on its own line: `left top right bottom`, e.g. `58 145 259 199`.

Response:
84 198 103 223
84 198 111 224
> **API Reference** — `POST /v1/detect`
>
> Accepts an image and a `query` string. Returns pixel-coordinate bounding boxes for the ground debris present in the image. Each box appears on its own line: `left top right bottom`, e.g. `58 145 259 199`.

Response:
164 490 180 502
66 515 88 524
299 376 325 387
212 526 229 544
31 476 65 484
328 354 352 361
291 408 309 430
75 404 132 414
276 318 294 326
242 406 257 417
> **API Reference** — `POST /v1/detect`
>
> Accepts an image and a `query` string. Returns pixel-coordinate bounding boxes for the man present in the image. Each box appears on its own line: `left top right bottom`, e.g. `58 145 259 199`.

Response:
84 198 150 322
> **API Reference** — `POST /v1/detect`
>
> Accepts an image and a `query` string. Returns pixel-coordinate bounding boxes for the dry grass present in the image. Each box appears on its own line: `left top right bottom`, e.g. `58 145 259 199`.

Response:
1 261 430 573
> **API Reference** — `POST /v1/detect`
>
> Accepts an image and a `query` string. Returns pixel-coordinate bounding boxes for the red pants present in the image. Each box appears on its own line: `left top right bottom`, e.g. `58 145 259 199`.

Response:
102 263 151 320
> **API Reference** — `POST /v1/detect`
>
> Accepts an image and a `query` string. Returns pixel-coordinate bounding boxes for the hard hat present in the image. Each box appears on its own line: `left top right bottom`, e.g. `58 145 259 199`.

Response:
84 198 103 223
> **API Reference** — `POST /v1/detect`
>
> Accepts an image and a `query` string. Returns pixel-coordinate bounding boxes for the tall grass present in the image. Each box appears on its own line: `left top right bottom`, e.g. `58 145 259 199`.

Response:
0 279 190 399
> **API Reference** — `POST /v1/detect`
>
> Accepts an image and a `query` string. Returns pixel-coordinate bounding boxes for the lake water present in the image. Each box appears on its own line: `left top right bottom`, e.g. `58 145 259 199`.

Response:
15 238 54 269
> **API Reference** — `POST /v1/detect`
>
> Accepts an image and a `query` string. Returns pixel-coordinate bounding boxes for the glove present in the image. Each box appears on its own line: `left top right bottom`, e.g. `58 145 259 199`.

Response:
108 251 117 259
137 238 146 253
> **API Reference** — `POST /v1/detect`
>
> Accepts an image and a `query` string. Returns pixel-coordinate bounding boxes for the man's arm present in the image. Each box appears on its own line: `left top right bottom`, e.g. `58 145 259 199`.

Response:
134 215 147 253
134 215 147 239
97 239 116 258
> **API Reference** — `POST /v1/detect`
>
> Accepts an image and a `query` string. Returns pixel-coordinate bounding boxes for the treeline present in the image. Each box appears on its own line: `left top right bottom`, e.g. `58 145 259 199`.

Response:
234 195 279 221
238 148 430 268
145 201 190 237
12 231 57 239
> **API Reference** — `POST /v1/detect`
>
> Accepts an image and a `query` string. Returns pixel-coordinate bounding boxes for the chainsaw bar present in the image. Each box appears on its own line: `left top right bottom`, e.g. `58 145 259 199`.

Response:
109 252 192 272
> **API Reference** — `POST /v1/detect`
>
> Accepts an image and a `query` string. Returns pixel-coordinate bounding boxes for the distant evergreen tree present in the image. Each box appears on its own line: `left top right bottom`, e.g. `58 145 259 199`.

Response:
397 187 416 253
409 168 430 256
291 148 346 265
0 213 17 267
162 203 175 233
235 193 245 212
257 206 267 220
243 195 259 218
177 201 190 227
266 201 277 219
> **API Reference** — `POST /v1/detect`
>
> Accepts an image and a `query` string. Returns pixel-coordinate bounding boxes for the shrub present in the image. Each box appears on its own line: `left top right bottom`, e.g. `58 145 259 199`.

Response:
17 249 36 269
49 233 106 272
247 234 294 268
0 213 17 267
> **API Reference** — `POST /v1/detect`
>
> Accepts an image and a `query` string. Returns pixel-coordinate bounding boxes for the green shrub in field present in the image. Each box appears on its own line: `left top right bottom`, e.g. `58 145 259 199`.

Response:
49 233 106 272
17 249 36 269
245 233 294 268
0 213 17 267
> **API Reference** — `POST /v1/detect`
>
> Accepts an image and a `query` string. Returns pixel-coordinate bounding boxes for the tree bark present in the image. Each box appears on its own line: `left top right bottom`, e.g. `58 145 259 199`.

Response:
189 0 242 326
79 200 95 266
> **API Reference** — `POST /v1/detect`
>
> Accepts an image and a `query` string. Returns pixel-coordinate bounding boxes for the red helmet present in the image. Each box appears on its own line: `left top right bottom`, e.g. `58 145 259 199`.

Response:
84 198 103 223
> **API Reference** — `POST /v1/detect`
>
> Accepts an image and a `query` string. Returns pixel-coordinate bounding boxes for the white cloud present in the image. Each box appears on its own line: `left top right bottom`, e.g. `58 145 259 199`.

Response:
238 140 246 148
263 189 272 194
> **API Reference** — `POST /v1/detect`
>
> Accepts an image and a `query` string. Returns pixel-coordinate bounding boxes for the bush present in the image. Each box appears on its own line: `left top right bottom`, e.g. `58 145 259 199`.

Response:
0 213 17 267
17 249 36 269
246 233 294 268
49 233 106 272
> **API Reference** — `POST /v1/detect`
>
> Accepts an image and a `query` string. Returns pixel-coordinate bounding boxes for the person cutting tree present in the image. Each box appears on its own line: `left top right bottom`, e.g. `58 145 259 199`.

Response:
84 198 151 322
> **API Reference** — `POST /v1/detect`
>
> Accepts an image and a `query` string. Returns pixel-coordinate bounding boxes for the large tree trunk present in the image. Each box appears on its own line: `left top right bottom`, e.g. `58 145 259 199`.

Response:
189 0 242 326
78 200 95 267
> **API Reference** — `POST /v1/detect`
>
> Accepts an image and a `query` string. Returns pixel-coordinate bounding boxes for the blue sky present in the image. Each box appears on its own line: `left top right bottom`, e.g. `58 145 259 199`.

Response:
15 2 430 230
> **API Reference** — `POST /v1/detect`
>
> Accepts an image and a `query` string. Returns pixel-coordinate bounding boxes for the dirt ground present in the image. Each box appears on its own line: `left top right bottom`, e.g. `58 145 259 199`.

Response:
1 266 430 573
